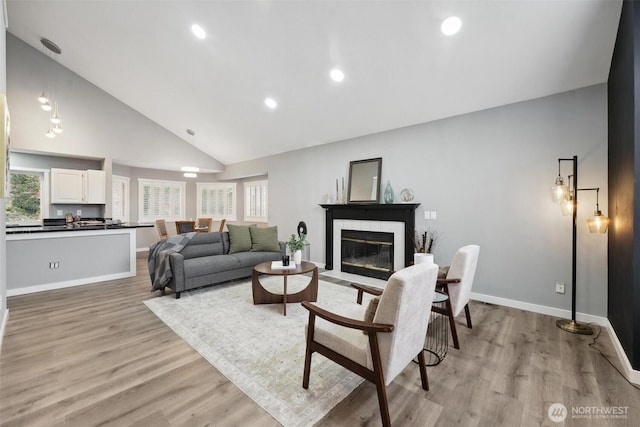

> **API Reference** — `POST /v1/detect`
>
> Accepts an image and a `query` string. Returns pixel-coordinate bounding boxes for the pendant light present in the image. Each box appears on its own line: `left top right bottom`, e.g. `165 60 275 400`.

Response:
39 38 64 138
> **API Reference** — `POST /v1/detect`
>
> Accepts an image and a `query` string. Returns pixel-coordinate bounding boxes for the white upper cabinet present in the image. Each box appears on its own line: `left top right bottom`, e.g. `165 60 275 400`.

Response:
85 169 106 204
51 168 106 204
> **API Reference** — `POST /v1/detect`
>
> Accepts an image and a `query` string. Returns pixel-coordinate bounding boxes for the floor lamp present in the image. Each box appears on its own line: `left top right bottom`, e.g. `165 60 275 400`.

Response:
550 155 609 335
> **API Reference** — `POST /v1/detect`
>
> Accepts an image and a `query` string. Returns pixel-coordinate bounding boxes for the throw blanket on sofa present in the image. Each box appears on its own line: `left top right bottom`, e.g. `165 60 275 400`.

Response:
148 233 197 291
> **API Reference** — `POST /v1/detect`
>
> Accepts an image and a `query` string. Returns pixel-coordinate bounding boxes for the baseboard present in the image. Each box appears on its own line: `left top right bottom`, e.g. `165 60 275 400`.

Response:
469 291 609 325
603 319 640 385
470 291 639 385
6 271 136 297
0 308 8 353
136 248 149 259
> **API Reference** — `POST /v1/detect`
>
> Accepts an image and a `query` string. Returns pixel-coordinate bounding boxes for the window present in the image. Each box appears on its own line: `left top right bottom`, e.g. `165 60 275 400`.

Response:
196 182 237 221
5 168 49 226
244 180 268 223
138 178 185 222
112 175 130 222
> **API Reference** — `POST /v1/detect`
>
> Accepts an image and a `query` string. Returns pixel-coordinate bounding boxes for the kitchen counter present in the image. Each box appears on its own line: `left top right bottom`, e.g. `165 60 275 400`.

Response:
6 223 153 234
6 226 146 296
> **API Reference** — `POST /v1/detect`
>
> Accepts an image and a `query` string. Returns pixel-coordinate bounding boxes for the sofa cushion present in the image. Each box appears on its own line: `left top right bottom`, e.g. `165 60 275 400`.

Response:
227 224 254 253
180 232 225 259
232 251 283 268
249 226 280 252
184 255 241 278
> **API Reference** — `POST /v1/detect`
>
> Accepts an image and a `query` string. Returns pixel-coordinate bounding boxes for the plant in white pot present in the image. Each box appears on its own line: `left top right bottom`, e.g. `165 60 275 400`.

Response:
287 233 306 264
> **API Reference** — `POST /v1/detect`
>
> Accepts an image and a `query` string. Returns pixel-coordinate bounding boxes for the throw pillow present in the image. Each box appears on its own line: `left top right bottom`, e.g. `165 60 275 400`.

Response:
249 226 280 252
362 297 380 334
227 224 253 253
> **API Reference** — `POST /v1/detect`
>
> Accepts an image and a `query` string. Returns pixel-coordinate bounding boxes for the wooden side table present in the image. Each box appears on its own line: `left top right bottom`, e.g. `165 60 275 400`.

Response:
252 261 318 316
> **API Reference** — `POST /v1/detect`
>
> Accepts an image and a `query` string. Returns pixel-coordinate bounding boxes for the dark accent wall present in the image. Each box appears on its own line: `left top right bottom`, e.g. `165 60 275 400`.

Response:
608 0 640 370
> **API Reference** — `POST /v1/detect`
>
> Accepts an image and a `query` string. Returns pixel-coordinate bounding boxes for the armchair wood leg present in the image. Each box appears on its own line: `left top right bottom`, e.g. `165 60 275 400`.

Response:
464 304 472 328
417 351 429 391
368 333 391 427
445 297 460 349
302 313 316 389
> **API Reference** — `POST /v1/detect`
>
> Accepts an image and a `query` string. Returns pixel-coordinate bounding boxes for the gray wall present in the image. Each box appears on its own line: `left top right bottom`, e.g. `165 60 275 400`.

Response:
219 84 609 317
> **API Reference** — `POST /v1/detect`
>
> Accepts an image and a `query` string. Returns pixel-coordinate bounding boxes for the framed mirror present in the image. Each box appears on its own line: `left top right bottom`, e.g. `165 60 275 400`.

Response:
347 157 382 203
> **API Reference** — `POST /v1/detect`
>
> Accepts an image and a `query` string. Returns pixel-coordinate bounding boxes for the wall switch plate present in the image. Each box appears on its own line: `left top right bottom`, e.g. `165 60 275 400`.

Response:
430 211 437 220
424 211 430 220
555 282 565 294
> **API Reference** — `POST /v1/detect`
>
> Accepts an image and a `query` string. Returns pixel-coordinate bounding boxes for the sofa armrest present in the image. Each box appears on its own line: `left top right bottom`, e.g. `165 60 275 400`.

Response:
169 252 186 292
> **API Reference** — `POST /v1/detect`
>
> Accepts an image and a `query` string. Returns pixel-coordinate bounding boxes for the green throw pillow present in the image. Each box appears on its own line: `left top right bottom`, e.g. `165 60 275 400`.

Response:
249 226 281 252
227 224 253 253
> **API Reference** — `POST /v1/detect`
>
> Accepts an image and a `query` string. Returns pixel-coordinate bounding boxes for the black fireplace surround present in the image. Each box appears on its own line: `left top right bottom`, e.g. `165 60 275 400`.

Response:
320 203 420 271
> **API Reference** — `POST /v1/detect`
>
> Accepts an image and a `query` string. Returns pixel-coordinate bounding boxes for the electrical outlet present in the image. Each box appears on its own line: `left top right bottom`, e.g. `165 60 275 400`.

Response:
54 262 59 269
430 211 437 220
49 262 54 269
76 209 82 216
555 282 565 294
57 210 63 216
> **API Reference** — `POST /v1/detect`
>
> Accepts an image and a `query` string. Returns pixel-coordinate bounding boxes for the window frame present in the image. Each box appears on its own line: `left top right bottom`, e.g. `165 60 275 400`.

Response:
5 167 50 226
138 178 186 223
111 174 130 223
244 179 268 223
196 182 237 221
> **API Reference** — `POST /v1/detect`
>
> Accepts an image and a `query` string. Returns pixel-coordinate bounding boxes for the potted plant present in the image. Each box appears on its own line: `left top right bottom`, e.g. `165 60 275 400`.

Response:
287 233 306 264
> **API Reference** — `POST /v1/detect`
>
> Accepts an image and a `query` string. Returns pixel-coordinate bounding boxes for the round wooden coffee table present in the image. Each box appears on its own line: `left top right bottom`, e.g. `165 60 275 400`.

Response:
252 261 318 316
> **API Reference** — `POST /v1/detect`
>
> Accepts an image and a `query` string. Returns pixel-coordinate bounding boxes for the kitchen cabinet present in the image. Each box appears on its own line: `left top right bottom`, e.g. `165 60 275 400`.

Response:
51 168 106 204
85 169 106 204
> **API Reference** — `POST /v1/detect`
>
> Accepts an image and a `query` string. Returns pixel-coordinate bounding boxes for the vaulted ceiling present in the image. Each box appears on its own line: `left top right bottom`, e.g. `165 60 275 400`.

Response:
6 1 622 167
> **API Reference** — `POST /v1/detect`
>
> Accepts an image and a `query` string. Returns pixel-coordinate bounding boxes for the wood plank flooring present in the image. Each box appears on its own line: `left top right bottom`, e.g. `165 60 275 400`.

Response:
1 259 639 426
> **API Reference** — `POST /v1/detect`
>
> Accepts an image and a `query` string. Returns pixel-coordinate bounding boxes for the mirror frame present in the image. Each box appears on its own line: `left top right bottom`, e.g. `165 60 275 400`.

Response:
347 157 382 204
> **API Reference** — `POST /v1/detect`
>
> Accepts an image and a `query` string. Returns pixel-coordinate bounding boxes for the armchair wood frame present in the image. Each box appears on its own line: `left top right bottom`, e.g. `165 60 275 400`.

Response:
217 218 226 232
302 298 430 427
434 278 471 350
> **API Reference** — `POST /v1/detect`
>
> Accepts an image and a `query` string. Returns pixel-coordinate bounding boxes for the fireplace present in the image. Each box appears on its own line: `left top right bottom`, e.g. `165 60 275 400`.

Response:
341 230 394 280
320 203 420 278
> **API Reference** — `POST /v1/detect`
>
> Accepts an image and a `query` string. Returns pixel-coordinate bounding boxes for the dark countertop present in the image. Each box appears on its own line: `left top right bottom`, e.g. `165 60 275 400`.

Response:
6 223 154 234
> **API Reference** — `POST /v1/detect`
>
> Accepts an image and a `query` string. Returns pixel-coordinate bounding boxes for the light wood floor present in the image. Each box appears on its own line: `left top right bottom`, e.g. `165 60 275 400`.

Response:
1 260 639 426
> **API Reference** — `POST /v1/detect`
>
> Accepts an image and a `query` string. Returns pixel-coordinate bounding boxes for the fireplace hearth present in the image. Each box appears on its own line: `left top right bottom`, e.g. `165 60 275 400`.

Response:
341 230 394 280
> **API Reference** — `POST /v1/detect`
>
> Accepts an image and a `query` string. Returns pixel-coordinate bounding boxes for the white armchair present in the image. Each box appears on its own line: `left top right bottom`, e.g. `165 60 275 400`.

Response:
301 263 438 427
435 244 480 349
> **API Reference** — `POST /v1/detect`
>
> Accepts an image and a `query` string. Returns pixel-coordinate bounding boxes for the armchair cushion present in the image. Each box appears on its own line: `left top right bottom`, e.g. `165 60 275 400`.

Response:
249 225 280 252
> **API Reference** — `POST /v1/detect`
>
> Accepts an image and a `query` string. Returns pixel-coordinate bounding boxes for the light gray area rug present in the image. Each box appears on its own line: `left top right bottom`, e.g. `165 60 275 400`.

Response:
144 276 367 427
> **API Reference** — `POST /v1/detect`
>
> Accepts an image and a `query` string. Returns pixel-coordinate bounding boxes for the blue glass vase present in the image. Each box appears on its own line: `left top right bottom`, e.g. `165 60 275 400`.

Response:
384 180 394 204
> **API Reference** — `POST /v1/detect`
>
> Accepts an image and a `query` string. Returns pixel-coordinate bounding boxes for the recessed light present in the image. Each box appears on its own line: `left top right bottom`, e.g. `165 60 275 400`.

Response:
184 172 197 178
441 16 462 36
330 68 345 82
264 98 278 109
191 24 206 40
181 166 200 172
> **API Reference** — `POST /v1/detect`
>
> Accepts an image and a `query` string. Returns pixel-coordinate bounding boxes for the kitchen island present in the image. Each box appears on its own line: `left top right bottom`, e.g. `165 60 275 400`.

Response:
6 223 153 296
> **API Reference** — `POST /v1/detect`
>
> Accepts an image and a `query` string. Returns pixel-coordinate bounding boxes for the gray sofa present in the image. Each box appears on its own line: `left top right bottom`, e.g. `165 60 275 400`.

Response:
166 231 285 298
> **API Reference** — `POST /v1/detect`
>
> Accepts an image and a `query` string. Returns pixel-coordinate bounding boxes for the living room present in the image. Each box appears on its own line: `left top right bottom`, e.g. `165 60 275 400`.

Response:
1 1 639 426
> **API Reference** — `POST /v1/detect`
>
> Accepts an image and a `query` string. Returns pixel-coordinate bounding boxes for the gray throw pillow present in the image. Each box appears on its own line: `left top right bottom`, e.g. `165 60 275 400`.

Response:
249 226 280 252
227 224 253 253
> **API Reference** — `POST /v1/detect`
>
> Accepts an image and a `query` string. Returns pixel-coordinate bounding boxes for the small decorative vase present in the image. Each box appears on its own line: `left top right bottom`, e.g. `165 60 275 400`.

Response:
293 249 302 264
384 180 394 204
